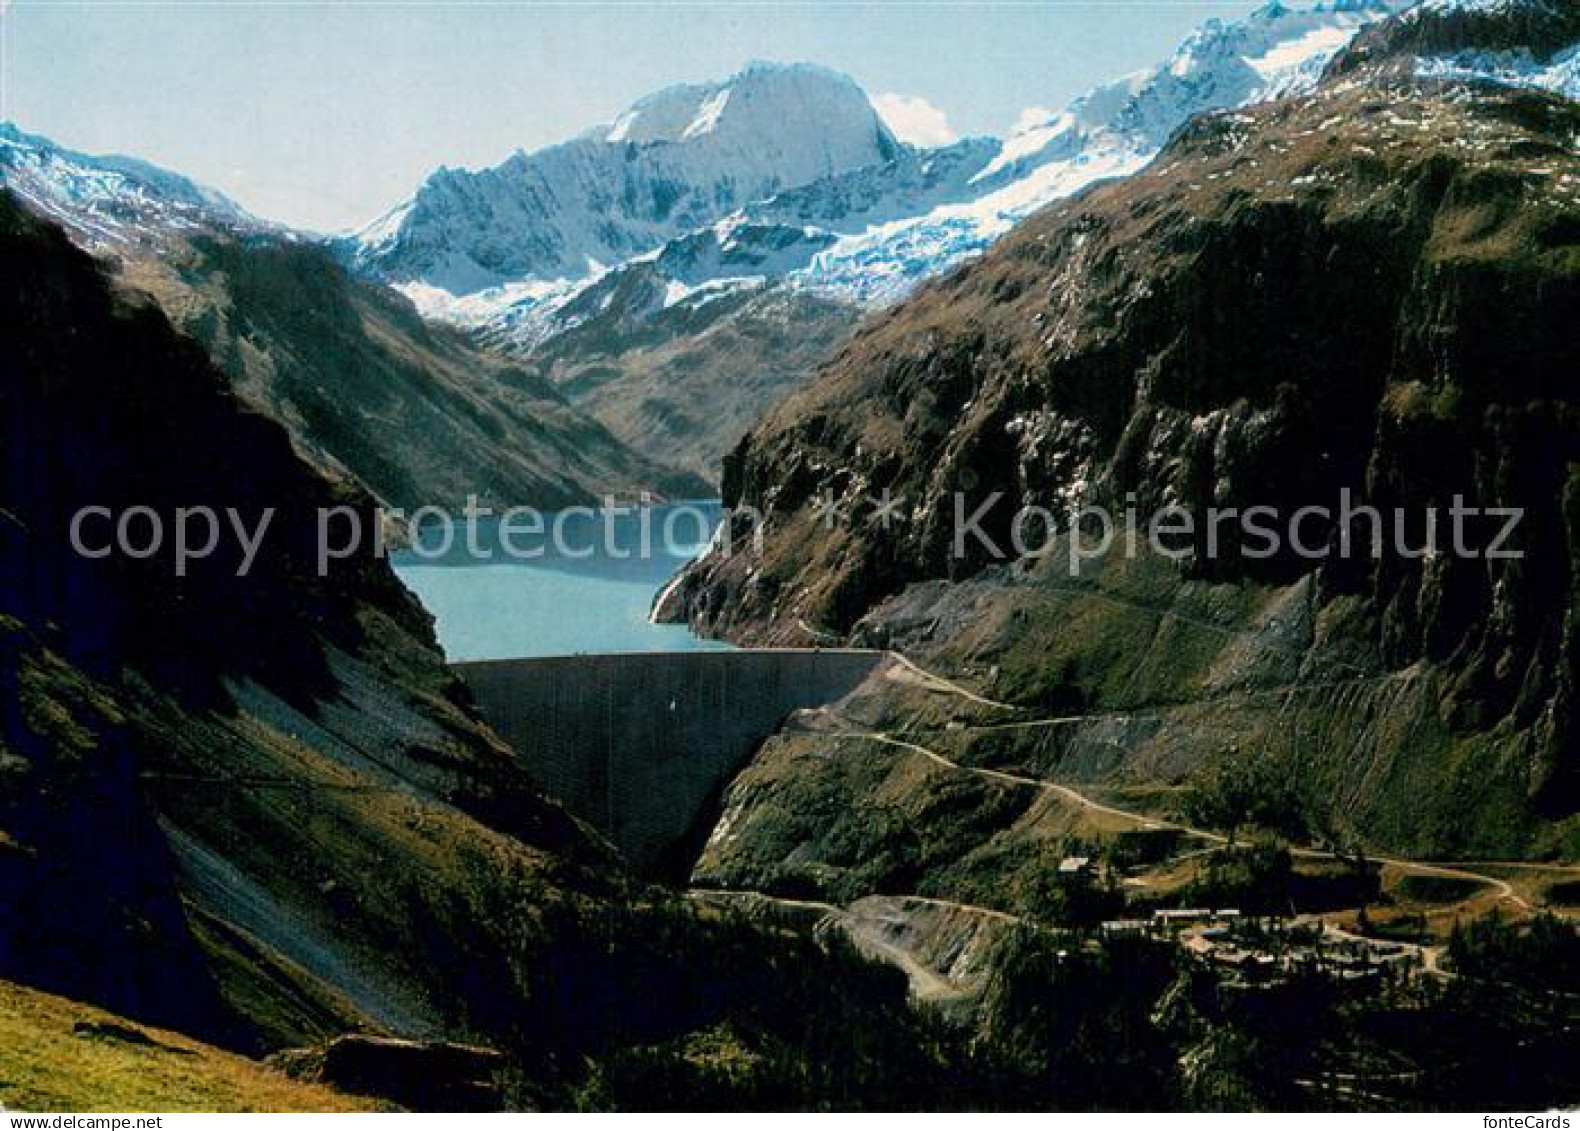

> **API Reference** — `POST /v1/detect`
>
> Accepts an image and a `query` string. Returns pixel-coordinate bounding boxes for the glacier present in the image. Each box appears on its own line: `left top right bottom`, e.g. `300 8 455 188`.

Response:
781 0 1416 303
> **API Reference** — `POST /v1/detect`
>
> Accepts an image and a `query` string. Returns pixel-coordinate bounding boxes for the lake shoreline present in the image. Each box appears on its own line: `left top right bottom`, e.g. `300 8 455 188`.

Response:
392 501 729 661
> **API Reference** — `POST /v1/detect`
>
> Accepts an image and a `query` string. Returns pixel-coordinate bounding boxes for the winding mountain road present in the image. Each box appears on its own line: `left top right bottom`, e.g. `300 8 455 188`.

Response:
843 654 1580 914
688 886 1031 1001
697 652 1575 1002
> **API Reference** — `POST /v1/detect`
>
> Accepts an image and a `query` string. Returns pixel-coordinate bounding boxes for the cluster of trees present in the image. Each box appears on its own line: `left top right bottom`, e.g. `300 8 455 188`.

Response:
1447 912 1580 994
1182 843 1294 916
1183 746 1307 844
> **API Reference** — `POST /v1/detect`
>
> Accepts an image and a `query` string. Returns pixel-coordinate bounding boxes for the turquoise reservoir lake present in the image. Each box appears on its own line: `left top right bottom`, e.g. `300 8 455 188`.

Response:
392 501 732 661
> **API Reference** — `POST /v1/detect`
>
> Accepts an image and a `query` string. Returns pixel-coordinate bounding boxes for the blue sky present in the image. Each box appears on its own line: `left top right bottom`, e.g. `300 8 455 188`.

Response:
2 1 1263 232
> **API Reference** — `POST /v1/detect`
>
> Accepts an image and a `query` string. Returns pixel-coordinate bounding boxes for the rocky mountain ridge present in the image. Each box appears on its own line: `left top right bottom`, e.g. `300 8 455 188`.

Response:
667 8 1580 858
0 125 701 509
400 2 1414 340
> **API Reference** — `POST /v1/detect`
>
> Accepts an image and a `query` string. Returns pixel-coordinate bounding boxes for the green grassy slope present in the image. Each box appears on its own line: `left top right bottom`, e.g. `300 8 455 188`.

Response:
0 978 382 1112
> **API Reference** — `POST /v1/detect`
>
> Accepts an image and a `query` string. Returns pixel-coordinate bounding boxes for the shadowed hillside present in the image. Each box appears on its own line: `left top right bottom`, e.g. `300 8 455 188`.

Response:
514 266 862 484
116 234 708 509
0 191 968 1109
0 123 705 512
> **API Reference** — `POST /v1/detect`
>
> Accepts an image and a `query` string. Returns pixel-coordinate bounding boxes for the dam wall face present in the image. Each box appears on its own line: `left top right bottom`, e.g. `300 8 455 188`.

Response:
455 650 883 872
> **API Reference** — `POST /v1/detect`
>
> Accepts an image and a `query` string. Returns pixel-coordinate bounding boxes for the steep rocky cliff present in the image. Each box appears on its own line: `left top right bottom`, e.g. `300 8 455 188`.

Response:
674 56 1580 857
1336 0 1580 71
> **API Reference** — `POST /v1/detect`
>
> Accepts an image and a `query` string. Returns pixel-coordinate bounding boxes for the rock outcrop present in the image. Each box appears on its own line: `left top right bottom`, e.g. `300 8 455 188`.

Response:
270 1036 505 1111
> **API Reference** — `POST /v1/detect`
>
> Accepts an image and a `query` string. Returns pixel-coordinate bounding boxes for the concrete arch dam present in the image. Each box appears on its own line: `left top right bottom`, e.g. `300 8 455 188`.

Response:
454 650 884 873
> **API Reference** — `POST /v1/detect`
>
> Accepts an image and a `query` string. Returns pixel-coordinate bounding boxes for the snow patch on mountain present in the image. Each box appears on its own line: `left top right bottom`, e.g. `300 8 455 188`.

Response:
794 146 1151 305
0 122 256 248
662 274 767 311
1417 42 1580 97
683 89 733 139
1246 24 1358 81
1411 0 1534 16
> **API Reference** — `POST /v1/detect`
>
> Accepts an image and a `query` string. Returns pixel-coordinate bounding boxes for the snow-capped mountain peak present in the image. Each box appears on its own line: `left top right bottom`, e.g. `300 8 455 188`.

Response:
356 0 1422 337
349 61 899 294
600 61 892 148
782 0 1410 303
